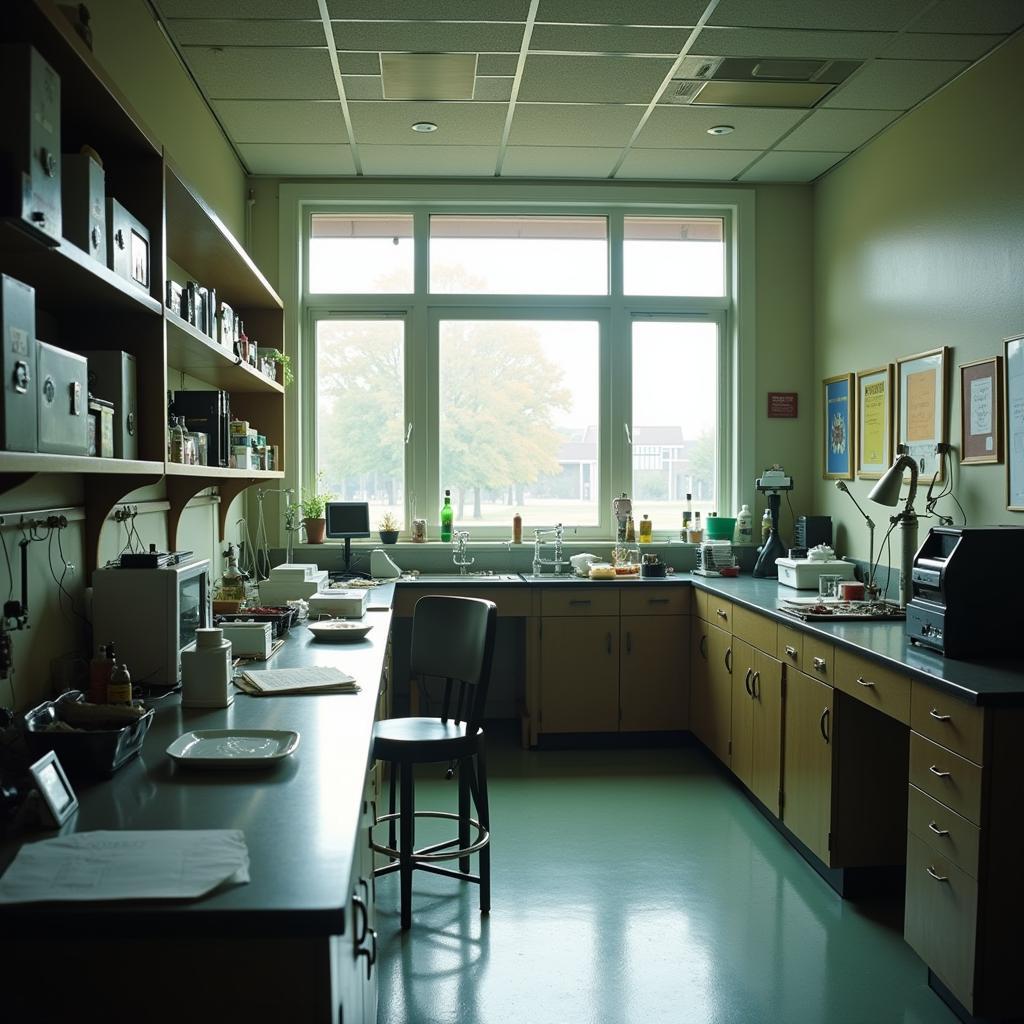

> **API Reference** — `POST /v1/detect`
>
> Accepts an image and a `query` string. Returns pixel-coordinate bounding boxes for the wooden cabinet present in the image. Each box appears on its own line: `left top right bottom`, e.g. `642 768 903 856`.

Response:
834 647 911 724
539 613 619 732
690 614 710 746
620 614 689 731
701 622 733 765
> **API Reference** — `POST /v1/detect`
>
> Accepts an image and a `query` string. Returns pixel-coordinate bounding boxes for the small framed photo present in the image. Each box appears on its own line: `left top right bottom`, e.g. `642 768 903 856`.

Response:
1006 334 1024 511
897 347 948 481
29 751 78 827
960 356 1003 465
856 364 893 479
823 373 854 480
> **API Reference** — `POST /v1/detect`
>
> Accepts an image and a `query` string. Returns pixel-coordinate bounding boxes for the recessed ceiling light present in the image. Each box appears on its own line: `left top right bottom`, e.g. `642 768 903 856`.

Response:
411 122 438 133
707 125 735 136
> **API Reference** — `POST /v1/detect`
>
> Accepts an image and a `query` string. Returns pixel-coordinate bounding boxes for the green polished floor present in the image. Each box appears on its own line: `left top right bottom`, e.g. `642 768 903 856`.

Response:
375 731 958 1024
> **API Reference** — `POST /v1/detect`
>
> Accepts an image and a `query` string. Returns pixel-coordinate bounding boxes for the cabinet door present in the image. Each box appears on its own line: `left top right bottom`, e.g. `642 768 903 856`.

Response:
690 616 711 746
730 637 757 789
539 616 619 732
620 615 689 731
783 669 833 863
750 651 783 817
705 623 733 766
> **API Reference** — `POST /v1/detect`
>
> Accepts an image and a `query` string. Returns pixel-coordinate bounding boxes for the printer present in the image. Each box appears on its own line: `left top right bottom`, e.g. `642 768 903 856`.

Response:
906 526 1024 658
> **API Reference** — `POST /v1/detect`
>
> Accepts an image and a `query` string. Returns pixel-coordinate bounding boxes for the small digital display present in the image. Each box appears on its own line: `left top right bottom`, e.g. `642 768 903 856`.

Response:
326 502 371 539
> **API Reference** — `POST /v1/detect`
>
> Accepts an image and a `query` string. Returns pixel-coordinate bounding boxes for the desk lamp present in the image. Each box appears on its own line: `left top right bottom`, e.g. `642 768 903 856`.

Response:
867 445 918 607
834 480 877 597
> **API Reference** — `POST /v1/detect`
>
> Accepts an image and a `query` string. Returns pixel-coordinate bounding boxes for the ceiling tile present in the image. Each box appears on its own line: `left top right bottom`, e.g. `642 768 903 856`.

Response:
536 1 707 26
739 150 846 181
337 52 382 75
473 78 514 101
529 24 691 54
157 0 317 17
165 19 325 46
477 54 520 75
775 108 899 151
693 27 891 60
359 145 499 176
616 148 759 179
911 0 1024 34
182 47 337 99
508 104 644 147
326 0 530 20
349 102 507 146
214 100 348 143
885 33 1005 61
518 55 675 103
635 106 805 149
822 59 969 110
331 21 525 52
502 147 622 177
237 143 356 175
708 0 931 32
342 77 384 100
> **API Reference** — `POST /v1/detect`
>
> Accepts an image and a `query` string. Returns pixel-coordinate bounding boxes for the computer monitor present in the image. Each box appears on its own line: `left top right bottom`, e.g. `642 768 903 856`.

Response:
325 501 370 575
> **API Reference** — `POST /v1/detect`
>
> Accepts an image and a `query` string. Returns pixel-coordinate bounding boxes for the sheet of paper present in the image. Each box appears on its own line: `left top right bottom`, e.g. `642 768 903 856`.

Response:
970 376 993 435
0 830 249 904
237 666 358 695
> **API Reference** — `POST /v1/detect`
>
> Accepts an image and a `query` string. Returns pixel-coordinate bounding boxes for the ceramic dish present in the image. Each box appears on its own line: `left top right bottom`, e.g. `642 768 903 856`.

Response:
307 620 373 642
166 729 300 767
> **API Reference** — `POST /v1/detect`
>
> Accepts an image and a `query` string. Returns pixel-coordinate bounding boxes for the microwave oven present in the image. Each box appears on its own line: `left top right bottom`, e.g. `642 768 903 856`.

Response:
92 559 210 685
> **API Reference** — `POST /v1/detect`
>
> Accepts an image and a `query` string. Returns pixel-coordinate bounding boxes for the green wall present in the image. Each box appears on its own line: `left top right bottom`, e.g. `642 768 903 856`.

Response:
813 32 1024 568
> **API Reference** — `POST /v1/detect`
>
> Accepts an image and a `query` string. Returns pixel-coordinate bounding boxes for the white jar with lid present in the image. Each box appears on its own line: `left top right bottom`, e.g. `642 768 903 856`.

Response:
734 504 753 544
181 627 234 708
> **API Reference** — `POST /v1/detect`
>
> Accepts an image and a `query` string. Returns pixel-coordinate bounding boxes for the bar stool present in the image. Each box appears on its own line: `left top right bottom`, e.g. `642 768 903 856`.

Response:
371 595 497 930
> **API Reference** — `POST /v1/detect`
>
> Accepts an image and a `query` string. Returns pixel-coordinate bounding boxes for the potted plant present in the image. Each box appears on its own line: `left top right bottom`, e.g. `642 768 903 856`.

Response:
378 512 400 544
267 349 293 387
296 473 334 544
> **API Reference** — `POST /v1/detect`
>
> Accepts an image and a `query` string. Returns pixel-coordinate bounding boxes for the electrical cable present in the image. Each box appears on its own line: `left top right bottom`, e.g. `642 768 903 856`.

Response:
870 517 899 602
0 523 12 602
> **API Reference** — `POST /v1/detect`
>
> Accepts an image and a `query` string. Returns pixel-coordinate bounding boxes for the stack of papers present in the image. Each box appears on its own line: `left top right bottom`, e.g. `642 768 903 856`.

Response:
236 666 359 696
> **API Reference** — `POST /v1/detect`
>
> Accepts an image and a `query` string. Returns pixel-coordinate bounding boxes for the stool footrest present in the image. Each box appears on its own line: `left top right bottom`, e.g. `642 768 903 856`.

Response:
371 808 490 862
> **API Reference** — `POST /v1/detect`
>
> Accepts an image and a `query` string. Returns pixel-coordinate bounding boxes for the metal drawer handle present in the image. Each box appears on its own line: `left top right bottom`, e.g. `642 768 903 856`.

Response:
352 893 369 945
570 599 592 606
648 598 669 605
752 670 761 700
929 765 952 778
926 866 949 883
744 667 753 696
813 657 827 673
699 634 708 659
725 647 733 673
819 707 830 743
856 675 875 688
716 608 728 619
606 632 612 655
929 708 952 722
927 821 950 837
784 645 797 659
626 631 632 654
357 927 378 979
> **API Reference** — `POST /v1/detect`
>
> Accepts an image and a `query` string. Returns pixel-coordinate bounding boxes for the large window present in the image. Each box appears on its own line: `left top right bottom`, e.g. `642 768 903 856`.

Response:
302 202 736 539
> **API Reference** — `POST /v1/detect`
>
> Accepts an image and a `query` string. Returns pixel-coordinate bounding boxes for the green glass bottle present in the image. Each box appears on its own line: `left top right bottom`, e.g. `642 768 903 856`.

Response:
440 489 453 542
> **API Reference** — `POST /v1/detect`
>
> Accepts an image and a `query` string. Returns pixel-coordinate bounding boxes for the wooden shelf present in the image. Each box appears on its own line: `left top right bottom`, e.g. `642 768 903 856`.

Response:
0 452 163 476
166 312 285 394
164 464 284 480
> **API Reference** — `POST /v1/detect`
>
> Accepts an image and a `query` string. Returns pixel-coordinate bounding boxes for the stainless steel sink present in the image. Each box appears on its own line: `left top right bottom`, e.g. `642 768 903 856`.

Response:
399 573 523 583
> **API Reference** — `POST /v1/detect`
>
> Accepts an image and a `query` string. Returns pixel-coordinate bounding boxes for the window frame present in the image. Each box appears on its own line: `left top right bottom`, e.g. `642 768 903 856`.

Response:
281 182 755 546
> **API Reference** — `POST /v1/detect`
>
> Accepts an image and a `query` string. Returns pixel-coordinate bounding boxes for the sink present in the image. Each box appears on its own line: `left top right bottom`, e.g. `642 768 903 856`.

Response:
399 573 523 583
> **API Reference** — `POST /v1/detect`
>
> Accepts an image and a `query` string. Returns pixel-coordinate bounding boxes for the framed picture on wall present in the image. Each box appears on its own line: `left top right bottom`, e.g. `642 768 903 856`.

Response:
823 372 854 480
855 364 893 479
1005 334 1024 511
960 356 1003 464
896 347 948 482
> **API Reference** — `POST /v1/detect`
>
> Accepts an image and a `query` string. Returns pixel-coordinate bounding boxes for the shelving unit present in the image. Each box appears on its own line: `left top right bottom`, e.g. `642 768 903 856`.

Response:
0 0 286 577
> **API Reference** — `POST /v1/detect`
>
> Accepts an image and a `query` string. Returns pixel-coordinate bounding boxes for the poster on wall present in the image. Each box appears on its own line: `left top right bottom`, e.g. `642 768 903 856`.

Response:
896 348 948 482
1005 334 1024 511
960 356 1003 464
856 364 893 479
822 373 854 480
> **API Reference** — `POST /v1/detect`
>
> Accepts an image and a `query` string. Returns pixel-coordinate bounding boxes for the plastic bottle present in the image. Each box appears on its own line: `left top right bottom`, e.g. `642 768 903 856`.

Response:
440 489 453 542
682 493 693 535
107 657 132 705
88 643 110 703
512 512 522 544
170 416 187 464
638 514 652 543
689 510 703 543
761 507 772 545
625 516 636 542
735 504 753 545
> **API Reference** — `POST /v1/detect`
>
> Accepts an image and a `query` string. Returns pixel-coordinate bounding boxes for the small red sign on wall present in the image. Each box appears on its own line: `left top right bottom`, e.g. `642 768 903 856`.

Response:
767 392 798 418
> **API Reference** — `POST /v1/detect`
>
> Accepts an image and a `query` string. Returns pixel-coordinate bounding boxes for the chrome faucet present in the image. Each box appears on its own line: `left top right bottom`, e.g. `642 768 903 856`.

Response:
532 524 569 576
452 530 474 575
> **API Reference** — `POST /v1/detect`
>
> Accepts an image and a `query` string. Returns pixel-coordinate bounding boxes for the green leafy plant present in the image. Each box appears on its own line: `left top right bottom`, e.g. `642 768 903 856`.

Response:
378 511 398 532
299 473 334 520
268 349 293 387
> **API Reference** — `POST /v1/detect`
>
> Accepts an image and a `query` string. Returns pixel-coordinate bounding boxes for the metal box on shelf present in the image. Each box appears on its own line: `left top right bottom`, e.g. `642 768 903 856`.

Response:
87 396 113 458
0 45 61 242
61 151 106 262
81 349 137 459
1 274 38 452
106 198 150 293
37 340 88 456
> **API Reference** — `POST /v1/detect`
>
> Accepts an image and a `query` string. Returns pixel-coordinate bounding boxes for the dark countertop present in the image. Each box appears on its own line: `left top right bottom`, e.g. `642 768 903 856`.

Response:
0 604 394 939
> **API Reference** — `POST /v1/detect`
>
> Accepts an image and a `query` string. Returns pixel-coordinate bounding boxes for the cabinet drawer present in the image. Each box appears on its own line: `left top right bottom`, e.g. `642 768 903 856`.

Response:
692 587 708 622
706 596 733 629
541 588 619 616
620 588 689 616
834 649 911 725
732 605 777 657
911 683 985 765
910 733 983 826
804 636 834 685
908 784 980 879
777 625 803 672
904 832 978 1013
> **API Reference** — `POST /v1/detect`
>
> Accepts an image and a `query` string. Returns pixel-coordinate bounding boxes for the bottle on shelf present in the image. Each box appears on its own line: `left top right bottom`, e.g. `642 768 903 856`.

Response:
440 489 453 542
625 515 636 542
169 415 187 463
735 504 753 545
688 511 703 544
761 507 773 545
88 643 111 703
107 657 132 705
681 493 693 540
638 514 652 543
512 512 522 544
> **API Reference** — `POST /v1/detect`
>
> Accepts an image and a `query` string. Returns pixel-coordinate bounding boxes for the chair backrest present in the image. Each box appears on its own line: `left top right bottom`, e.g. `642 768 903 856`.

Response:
410 595 497 732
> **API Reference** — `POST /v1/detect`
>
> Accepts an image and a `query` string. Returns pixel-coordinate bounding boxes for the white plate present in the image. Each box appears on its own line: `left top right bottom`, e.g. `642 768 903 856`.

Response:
307 620 373 642
167 730 300 767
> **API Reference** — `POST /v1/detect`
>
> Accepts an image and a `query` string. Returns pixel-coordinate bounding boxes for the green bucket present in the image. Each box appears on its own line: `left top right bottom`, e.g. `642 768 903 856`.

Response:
705 516 736 540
